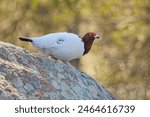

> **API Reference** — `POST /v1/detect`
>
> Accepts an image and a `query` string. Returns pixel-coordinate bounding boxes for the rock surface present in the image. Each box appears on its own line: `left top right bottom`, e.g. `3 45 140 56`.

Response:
0 41 116 100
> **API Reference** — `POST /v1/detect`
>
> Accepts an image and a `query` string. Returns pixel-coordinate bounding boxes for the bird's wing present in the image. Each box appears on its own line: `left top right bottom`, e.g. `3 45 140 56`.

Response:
31 32 81 49
31 33 62 49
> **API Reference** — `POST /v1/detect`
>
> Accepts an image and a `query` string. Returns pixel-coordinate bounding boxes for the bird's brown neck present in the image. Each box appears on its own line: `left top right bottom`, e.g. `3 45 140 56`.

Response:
82 36 94 55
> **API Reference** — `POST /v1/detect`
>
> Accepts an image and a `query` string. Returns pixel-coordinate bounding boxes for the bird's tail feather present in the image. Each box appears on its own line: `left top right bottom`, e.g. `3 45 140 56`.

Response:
19 37 33 42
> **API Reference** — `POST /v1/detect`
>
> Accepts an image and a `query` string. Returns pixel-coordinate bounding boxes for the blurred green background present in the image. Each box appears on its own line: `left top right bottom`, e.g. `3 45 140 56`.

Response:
0 0 150 99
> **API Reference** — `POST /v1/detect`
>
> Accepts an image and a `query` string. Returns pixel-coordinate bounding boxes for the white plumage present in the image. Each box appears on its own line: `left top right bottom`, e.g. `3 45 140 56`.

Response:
20 32 84 62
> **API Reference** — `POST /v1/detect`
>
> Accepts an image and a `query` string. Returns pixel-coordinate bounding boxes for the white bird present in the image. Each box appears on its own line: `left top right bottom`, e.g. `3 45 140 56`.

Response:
19 32 99 64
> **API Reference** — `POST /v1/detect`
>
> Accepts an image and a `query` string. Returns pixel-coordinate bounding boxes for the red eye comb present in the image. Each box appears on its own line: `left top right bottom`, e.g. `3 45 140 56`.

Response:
88 32 96 36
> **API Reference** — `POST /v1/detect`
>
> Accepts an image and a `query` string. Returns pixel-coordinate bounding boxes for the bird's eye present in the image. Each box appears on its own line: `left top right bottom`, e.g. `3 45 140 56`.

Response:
90 34 94 37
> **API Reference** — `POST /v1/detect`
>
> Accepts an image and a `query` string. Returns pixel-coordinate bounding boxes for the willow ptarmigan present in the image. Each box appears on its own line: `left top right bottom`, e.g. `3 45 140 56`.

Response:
19 32 100 63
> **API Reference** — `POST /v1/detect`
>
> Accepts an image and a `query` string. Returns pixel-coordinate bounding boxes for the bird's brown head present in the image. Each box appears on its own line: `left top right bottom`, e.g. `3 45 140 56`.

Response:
82 32 100 55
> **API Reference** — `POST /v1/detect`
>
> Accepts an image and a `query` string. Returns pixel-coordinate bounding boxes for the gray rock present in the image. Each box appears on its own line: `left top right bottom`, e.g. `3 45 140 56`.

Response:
24 83 34 92
0 41 116 100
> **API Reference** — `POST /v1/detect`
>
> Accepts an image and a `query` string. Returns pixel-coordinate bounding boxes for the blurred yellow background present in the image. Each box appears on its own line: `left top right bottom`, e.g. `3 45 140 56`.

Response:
0 0 150 99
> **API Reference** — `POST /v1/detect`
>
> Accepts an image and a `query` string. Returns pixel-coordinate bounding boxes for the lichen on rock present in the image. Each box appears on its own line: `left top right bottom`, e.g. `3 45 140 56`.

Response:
0 41 116 100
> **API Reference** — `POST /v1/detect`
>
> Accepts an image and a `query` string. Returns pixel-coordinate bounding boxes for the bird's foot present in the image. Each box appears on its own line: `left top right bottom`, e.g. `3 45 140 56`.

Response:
63 61 71 65
51 58 59 63
50 56 59 63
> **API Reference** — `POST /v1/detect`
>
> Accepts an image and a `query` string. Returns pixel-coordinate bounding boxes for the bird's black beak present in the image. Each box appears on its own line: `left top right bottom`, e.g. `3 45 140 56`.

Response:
95 34 100 39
